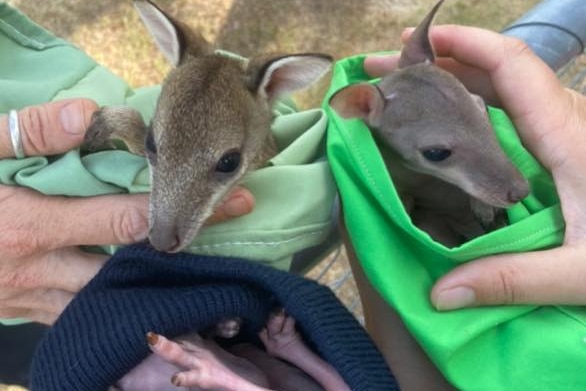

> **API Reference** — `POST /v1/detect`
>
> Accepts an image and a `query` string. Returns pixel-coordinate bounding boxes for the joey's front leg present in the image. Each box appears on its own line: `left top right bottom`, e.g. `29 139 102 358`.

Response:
84 106 147 155
147 332 272 391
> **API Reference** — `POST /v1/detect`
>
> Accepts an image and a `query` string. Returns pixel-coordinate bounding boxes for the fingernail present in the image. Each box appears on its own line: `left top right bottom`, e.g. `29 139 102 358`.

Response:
224 195 251 217
60 102 86 135
129 206 149 242
434 287 476 311
171 374 182 387
146 332 158 346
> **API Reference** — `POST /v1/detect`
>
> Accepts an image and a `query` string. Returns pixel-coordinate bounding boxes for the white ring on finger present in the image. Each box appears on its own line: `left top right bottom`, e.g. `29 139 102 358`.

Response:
8 110 25 159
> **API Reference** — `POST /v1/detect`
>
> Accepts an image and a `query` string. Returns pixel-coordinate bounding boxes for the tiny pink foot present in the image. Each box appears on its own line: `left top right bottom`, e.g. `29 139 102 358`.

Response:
147 332 269 391
258 311 305 361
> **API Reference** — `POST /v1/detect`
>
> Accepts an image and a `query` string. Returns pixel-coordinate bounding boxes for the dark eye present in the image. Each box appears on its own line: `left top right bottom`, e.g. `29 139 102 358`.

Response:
145 130 157 155
216 150 241 173
422 148 451 162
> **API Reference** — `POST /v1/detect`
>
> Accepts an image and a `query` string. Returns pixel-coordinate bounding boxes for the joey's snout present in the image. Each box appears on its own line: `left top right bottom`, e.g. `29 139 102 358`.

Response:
149 224 182 253
469 170 530 208
507 181 530 204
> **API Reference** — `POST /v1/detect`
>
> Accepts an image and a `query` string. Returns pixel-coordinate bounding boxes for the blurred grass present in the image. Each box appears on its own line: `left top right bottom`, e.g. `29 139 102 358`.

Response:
2 0 543 388
7 0 540 108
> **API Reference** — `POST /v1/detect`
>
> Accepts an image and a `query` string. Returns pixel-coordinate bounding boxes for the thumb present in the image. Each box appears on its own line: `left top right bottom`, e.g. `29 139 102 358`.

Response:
0 98 98 158
431 245 586 309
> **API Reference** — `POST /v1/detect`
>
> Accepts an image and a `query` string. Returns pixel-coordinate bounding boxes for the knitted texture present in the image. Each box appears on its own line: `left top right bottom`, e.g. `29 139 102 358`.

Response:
30 244 398 391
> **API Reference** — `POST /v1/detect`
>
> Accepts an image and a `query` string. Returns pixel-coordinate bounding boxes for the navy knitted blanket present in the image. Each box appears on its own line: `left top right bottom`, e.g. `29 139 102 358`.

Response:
30 244 399 391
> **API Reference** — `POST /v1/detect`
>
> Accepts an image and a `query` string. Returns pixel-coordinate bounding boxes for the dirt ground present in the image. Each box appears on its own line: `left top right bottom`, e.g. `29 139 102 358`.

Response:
1 0 570 389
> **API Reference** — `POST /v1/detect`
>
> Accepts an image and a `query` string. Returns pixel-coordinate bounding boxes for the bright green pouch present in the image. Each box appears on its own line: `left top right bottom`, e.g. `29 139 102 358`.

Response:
325 54 586 391
0 5 336 323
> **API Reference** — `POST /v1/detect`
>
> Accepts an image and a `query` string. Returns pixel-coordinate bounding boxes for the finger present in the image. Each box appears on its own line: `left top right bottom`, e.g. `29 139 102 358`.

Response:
0 99 98 158
282 315 296 334
149 333 199 369
205 186 255 226
431 245 586 309
39 247 108 293
0 308 59 325
363 50 497 104
0 287 74 324
427 26 572 152
31 192 149 249
3 247 107 294
258 328 269 345
363 54 400 78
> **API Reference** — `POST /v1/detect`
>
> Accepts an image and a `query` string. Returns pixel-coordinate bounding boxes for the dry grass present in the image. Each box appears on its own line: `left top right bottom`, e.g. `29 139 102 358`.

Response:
7 0 540 108
2 0 547 387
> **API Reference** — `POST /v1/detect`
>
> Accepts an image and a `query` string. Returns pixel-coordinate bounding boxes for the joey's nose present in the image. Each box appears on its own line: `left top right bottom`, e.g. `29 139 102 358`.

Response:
149 227 182 253
507 182 530 204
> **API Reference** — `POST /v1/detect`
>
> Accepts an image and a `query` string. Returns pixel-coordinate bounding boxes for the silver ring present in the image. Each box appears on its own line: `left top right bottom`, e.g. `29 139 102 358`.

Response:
8 110 24 159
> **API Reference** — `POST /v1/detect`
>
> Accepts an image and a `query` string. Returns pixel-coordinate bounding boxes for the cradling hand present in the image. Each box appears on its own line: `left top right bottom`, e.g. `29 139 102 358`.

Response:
365 25 586 308
0 99 255 324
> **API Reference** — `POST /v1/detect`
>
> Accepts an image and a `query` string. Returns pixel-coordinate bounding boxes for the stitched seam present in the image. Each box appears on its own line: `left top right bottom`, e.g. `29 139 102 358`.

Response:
457 225 562 258
0 18 45 49
190 230 325 250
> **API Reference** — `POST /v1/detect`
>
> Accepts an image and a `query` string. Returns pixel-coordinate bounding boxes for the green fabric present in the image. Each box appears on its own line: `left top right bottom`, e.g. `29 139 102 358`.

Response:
325 54 584 391
0 5 336 323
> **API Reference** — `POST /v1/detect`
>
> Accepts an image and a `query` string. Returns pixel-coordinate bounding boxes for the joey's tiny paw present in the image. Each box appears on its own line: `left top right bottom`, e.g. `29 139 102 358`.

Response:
470 199 507 232
215 317 242 339
259 312 303 357
84 110 115 151
147 332 230 389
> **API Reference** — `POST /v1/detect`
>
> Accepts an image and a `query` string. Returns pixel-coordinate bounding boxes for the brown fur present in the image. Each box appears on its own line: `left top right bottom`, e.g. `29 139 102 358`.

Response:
85 0 332 252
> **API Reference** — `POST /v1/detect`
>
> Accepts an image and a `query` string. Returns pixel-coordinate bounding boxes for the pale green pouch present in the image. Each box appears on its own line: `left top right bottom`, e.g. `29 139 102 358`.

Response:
0 5 336 323
326 54 584 391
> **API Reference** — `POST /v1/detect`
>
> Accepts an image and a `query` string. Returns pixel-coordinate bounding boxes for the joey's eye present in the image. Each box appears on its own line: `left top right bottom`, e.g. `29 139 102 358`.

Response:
422 148 451 162
216 150 241 173
145 130 157 155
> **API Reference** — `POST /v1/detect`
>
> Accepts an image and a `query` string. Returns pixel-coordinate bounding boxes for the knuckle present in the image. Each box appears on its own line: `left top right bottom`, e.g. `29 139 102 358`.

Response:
19 105 49 156
0 307 25 319
0 227 43 259
503 37 532 60
111 205 148 244
491 265 524 305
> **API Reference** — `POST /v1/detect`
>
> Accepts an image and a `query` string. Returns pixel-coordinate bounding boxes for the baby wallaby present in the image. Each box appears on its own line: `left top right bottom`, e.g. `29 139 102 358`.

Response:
329 0 529 246
85 0 332 252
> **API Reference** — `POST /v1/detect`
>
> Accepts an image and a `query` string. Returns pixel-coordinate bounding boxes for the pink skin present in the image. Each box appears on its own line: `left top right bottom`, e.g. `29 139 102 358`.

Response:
117 313 350 391
259 313 350 391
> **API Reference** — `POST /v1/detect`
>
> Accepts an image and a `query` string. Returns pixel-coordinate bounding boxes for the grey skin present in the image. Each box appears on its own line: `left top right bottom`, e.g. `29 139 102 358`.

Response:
110 313 350 391
329 0 529 247
85 0 332 253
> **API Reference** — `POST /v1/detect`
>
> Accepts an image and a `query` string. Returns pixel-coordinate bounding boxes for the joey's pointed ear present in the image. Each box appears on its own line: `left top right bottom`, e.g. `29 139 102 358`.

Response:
248 54 333 101
329 83 385 128
134 0 211 66
398 0 444 68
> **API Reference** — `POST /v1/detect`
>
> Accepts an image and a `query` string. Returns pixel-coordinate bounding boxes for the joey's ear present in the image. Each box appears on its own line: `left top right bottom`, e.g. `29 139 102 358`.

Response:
398 0 444 68
329 83 385 128
134 0 211 66
248 54 333 101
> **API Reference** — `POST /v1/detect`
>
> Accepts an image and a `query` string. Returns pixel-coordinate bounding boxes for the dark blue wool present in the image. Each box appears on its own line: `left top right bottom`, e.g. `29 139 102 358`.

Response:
30 244 399 391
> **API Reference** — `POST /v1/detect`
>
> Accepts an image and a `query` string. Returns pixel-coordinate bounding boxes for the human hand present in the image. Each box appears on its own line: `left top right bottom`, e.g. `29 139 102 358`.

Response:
0 99 254 324
364 25 586 308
